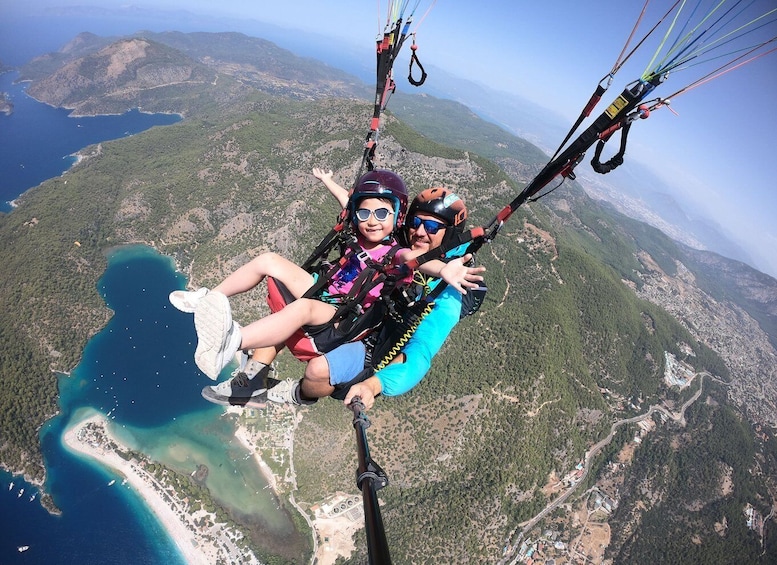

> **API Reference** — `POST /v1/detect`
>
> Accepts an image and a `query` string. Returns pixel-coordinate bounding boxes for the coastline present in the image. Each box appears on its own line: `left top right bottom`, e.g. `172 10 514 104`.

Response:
231 406 362 565
232 416 279 493
62 412 260 565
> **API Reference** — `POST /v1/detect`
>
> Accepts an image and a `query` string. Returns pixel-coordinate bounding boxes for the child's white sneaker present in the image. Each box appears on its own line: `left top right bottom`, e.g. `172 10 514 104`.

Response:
169 287 209 313
194 292 241 379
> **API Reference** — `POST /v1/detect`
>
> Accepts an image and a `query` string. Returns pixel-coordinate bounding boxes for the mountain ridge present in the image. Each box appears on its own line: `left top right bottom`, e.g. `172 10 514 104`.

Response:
14 23 772 278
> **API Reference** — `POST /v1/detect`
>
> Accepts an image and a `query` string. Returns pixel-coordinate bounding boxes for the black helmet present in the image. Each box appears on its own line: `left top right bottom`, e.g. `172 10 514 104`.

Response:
348 169 409 228
407 187 467 245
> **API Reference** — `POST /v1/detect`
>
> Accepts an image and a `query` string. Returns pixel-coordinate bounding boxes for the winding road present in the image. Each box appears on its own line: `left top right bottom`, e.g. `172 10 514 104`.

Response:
499 372 710 564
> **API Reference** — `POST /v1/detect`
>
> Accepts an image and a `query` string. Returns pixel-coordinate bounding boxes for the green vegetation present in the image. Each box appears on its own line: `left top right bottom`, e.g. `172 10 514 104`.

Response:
606 382 773 564
1 30 772 563
391 92 549 166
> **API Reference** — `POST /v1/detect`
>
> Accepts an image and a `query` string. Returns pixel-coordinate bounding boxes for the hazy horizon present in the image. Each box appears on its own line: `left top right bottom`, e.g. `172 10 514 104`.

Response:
3 0 776 278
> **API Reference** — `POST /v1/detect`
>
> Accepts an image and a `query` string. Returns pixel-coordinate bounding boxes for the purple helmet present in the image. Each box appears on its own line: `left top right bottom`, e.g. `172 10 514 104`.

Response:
348 169 409 228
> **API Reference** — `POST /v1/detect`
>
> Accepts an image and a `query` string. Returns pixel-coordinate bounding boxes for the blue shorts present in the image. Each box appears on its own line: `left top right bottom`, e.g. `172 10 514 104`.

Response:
325 341 367 385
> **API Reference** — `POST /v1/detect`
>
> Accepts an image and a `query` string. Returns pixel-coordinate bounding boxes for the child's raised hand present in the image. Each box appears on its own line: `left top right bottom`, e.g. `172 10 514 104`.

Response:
312 167 333 181
313 168 349 208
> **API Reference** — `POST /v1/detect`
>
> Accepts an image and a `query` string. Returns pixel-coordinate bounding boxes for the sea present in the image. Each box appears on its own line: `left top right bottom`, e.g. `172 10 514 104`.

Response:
0 71 181 212
1 246 297 564
0 26 299 564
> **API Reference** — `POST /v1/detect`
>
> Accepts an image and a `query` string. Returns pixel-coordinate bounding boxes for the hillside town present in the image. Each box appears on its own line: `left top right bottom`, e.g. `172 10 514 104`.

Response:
501 351 772 564
633 253 777 427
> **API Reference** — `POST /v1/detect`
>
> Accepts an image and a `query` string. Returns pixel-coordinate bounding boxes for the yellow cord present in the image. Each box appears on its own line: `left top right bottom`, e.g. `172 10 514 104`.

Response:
374 301 434 370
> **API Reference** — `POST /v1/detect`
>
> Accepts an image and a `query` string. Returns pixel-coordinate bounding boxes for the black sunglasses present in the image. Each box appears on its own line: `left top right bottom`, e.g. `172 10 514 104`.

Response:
355 207 394 222
409 215 447 234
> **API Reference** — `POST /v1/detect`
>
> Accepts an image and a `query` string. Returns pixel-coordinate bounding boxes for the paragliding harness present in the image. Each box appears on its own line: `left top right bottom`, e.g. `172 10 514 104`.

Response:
326 249 487 402
370 252 486 364
267 225 410 361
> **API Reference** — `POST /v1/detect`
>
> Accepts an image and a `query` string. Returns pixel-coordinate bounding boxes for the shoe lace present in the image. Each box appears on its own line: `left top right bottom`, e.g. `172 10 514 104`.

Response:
231 372 250 388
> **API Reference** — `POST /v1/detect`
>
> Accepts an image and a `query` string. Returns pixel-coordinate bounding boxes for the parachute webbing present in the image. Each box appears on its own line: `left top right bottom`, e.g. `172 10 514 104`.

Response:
408 39 427 86
547 0 671 166
360 3 426 180
433 1 776 266
591 122 632 174
402 75 663 269
523 79 659 200
300 206 351 272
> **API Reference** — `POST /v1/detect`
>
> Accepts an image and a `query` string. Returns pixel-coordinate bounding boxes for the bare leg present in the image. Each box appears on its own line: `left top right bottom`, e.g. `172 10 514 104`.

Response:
213 252 316 299
251 345 283 366
239 298 337 350
301 355 335 398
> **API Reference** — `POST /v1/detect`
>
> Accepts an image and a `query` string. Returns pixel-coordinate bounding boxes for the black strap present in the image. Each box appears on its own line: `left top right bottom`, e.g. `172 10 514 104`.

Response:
408 44 427 86
303 237 363 301
591 121 631 174
301 207 351 271
304 243 404 326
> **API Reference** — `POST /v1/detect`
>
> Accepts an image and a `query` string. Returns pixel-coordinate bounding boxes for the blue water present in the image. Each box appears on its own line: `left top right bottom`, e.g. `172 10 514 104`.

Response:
0 248 196 564
0 14 303 563
1 246 295 564
0 71 181 212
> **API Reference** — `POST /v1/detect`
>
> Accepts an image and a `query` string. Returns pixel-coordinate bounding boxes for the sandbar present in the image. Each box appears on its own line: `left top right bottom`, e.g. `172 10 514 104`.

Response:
63 413 259 564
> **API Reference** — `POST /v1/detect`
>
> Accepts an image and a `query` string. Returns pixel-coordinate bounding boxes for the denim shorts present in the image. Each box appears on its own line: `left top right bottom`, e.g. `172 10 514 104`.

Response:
325 341 367 385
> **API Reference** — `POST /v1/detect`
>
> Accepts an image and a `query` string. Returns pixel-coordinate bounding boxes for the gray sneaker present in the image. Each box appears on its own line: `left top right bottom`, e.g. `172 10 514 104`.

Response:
202 362 273 407
267 378 301 405
267 378 317 406
194 292 242 380
169 287 208 313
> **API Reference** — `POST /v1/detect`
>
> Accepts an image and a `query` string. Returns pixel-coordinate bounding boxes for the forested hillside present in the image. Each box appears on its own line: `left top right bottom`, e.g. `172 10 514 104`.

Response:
1 31 775 563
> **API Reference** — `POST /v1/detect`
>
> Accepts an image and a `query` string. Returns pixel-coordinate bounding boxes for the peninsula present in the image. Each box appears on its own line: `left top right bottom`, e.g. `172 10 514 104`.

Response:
63 408 364 564
63 413 261 565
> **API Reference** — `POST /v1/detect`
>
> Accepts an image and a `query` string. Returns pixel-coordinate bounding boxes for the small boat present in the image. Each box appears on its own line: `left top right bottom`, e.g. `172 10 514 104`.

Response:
30 493 36 502
108 480 116 486
8 481 13 491
18 488 24 498
18 546 29 552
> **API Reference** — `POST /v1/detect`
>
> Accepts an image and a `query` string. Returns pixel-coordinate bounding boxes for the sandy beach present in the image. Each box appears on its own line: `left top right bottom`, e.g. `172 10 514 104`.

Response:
63 413 259 565
64 408 362 565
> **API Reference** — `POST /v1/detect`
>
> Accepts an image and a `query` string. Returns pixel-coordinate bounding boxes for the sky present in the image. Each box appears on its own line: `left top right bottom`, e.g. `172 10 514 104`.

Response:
3 0 777 277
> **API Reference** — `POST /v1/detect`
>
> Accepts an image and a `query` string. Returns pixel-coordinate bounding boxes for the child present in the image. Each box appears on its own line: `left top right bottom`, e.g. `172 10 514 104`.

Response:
190 169 409 379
